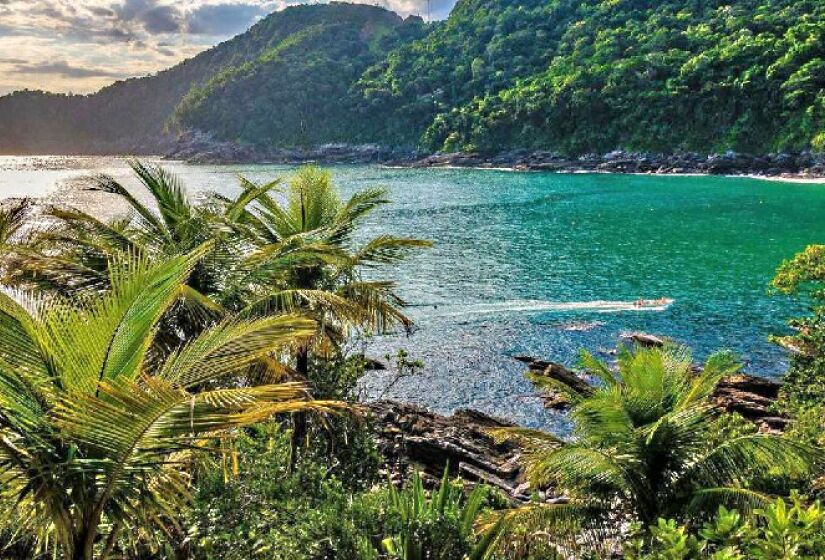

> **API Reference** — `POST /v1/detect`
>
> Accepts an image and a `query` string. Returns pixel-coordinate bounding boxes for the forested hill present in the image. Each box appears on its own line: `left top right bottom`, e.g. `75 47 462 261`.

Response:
0 3 423 154
416 0 825 155
1 0 824 156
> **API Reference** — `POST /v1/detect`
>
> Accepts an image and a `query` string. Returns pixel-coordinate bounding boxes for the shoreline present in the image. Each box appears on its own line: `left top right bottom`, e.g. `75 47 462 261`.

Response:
3 151 825 186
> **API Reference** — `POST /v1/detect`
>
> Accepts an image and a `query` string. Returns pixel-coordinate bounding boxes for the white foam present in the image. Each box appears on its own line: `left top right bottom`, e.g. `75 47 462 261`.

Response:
421 299 673 319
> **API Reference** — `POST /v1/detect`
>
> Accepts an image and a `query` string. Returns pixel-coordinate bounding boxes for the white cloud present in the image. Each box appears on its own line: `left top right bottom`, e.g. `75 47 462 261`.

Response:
0 0 456 95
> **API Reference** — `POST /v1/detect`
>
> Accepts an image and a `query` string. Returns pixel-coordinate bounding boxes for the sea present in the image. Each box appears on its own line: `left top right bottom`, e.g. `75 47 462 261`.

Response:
2 155 823 430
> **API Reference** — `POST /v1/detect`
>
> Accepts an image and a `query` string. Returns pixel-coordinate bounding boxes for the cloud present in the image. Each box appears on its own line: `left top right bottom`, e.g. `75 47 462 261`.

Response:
10 60 128 79
143 5 183 34
114 0 183 35
0 0 459 94
187 3 268 36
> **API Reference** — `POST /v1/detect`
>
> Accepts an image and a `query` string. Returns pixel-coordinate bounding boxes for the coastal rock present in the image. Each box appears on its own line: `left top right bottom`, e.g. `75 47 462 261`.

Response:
399 150 825 179
366 400 530 502
167 130 421 165
515 355 788 430
621 332 666 347
713 374 788 431
514 355 594 409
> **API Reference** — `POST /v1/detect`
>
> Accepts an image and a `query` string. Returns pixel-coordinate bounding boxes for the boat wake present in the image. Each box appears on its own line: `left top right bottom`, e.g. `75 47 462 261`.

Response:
418 299 673 319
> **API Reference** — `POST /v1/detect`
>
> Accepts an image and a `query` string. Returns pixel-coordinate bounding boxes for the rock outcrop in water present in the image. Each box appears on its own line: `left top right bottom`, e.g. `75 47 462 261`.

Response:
516 355 787 432
364 345 788 501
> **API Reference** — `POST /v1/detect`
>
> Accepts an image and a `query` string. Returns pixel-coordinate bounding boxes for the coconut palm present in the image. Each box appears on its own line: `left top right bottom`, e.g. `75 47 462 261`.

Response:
230 167 430 462
238 165 432 375
2 161 241 300
0 197 32 247
488 345 817 554
0 245 341 560
4 163 430 355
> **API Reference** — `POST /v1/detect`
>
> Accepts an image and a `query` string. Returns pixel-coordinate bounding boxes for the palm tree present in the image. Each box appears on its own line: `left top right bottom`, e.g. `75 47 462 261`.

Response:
231 166 430 461
2 161 241 299
238 165 432 375
0 245 341 560
488 345 817 554
4 163 430 356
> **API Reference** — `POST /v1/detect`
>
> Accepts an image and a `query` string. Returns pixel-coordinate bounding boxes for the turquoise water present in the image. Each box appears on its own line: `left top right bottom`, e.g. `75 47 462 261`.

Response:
2 158 824 429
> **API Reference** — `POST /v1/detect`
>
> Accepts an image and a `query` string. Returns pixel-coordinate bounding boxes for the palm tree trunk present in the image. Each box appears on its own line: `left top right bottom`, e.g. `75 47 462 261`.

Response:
289 347 310 470
72 527 97 560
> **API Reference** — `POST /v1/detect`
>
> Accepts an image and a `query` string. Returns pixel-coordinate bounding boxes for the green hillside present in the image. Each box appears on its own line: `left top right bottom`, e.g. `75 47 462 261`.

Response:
0 0 823 155
420 0 825 154
0 3 421 154
172 5 424 147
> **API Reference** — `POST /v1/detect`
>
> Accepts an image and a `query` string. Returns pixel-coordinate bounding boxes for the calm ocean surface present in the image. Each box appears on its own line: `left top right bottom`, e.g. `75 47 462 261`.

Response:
2 156 823 430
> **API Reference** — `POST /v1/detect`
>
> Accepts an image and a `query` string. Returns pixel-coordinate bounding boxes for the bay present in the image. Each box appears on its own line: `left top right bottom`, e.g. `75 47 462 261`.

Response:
2 156 823 430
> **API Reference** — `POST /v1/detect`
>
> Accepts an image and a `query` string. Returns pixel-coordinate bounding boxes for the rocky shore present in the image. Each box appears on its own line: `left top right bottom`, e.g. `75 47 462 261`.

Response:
166 131 421 165
167 132 825 179
367 348 788 501
407 150 825 179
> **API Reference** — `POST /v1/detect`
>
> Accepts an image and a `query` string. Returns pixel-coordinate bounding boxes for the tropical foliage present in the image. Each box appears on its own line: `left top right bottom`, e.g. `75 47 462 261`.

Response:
489 345 817 554
380 469 502 560
771 244 825 487
0 245 342 560
188 423 501 560
1 162 428 356
627 494 825 559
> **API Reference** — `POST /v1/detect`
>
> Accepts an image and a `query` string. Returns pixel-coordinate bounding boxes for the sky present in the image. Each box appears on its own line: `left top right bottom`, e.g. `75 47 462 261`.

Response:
0 0 457 96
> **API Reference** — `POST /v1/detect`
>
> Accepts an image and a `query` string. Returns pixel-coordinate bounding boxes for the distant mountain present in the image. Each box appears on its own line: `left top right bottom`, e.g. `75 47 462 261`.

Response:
172 4 424 147
0 3 424 155
1 0 824 156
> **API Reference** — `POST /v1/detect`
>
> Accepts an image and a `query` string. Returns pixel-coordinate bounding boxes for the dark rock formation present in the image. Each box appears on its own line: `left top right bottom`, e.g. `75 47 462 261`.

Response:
404 150 825 179
366 400 530 502
514 355 594 409
165 133 825 178
514 355 788 431
713 375 788 431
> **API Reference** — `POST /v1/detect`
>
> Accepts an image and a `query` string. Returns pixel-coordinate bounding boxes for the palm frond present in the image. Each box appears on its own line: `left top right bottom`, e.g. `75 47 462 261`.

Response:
349 235 433 268
156 315 315 388
0 198 33 245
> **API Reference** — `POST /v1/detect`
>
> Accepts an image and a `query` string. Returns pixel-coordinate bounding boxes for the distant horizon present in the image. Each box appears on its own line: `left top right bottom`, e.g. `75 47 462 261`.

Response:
0 0 456 97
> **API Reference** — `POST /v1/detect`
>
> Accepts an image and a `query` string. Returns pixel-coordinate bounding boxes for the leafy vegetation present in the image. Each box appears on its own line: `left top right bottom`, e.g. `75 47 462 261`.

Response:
420 0 825 154
489 345 817 555
0 245 341 560
1 160 824 558
771 244 825 486
626 495 825 559
186 423 501 560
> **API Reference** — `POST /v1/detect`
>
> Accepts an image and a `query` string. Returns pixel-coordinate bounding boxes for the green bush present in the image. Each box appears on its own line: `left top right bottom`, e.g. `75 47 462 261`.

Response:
628 495 825 560
379 470 501 560
187 423 381 560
